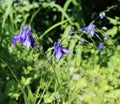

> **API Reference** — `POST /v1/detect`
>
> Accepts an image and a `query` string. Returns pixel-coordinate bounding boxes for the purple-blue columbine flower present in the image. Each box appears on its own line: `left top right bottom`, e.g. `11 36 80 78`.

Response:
98 42 103 51
52 42 72 61
81 23 96 37
12 25 35 50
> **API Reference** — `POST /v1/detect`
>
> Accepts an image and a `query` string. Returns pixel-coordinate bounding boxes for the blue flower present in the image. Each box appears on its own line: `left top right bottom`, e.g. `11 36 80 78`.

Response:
98 42 103 51
52 42 72 61
99 12 105 19
12 25 35 49
81 23 96 36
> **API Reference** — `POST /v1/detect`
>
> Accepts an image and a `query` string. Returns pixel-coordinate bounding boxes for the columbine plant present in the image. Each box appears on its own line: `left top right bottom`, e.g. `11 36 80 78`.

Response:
52 42 72 61
12 25 35 50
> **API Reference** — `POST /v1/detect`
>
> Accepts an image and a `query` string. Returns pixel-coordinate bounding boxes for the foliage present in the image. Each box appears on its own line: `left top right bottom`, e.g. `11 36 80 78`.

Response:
0 0 120 104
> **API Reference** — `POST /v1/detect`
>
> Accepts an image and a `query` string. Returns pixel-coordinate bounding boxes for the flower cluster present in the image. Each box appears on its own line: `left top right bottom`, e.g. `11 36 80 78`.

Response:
12 10 107 61
12 25 72 61
69 21 106 53
12 21 105 61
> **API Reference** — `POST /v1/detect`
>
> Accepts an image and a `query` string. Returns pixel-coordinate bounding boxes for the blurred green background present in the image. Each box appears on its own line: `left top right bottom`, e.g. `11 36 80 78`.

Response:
0 0 120 104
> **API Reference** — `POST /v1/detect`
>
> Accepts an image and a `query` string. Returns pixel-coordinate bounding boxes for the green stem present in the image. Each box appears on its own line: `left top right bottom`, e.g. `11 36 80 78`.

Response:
51 62 60 87
39 20 68 40
2 0 13 29
61 0 72 22
0 57 28 104
0 58 18 83
36 75 54 104
52 65 60 86
29 8 41 24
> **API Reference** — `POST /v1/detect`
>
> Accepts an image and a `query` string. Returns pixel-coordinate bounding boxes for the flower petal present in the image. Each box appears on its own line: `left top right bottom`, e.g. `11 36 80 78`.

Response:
88 23 96 29
81 23 96 36
62 48 72 54
56 50 63 61
52 42 72 61
12 34 20 46
20 26 27 43
23 35 31 49
98 42 103 51
30 35 35 48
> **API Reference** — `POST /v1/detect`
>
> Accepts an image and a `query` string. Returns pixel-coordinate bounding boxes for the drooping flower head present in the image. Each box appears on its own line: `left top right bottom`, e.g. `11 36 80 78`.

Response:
53 42 72 61
12 25 35 49
98 42 103 51
81 23 96 37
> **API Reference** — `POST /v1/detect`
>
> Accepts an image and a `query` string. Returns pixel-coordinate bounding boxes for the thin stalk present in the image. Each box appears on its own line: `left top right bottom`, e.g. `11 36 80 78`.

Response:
0 57 28 104
52 64 60 86
39 20 68 40
37 75 54 104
